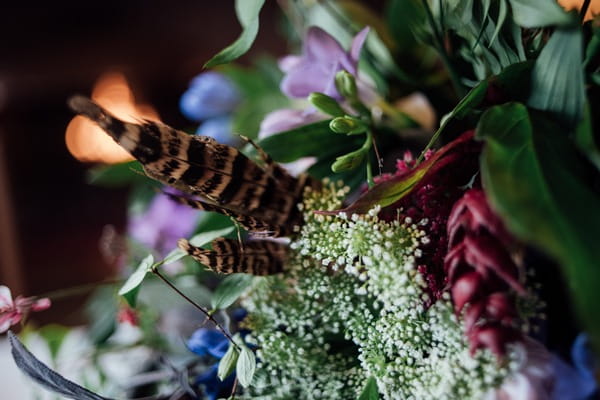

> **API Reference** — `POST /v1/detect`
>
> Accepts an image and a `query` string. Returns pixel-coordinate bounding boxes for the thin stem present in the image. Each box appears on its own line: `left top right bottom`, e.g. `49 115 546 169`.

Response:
230 377 239 399
365 130 375 188
580 0 592 21
151 268 239 349
34 277 122 301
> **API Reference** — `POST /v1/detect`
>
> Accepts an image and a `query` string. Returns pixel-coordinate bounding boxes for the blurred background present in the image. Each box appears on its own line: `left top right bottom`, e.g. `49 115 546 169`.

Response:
0 0 291 325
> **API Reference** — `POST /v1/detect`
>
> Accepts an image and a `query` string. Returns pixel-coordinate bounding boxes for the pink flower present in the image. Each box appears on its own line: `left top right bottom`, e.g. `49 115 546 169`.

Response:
0 285 51 333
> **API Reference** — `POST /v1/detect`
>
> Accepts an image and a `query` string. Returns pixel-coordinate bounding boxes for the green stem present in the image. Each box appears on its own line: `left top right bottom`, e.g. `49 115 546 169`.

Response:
151 267 239 349
416 116 449 164
365 131 375 188
34 278 122 301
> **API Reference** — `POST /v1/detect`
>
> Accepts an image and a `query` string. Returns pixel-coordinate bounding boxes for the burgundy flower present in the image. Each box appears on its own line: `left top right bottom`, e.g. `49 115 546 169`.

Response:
0 285 51 333
445 188 525 358
279 26 369 99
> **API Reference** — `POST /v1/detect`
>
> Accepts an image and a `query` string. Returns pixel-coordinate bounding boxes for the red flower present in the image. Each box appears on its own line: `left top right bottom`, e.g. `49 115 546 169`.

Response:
0 285 51 333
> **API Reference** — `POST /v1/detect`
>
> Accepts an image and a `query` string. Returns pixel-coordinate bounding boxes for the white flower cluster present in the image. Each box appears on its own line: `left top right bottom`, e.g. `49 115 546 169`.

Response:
243 180 515 399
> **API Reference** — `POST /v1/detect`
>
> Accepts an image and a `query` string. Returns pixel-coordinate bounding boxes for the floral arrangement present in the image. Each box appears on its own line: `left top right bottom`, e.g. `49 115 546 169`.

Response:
4 1 600 399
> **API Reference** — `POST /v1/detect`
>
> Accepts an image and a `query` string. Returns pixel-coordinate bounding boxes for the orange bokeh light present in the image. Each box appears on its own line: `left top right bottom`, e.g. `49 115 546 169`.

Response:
558 0 600 21
65 72 160 164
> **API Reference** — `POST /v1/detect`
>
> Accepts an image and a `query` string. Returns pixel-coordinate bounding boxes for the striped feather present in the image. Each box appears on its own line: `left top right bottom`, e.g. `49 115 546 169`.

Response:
68 95 317 237
178 238 287 275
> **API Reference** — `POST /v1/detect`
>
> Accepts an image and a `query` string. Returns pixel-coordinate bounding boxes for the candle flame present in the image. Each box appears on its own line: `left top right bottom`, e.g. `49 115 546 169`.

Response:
65 72 160 164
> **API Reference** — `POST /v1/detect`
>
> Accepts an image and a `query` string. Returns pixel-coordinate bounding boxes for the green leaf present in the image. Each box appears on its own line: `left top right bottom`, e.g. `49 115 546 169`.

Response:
217 344 239 381
476 103 600 350
211 274 255 310
255 120 335 162
358 376 379 400
204 0 265 68
574 105 600 171
236 345 256 388
528 27 585 129
508 0 574 28
118 254 154 307
86 161 146 187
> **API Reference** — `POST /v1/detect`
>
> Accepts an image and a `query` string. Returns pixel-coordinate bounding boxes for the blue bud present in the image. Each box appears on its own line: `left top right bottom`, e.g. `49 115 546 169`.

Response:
180 72 240 121
195 116 241 147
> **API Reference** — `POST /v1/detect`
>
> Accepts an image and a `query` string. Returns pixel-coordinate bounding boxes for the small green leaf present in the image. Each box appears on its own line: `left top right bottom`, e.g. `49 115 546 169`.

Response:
528 27 585 129
236 345 256 388
358 376 379 400
508 0 574 28
477 103 600 350
204 0 265 68
217 344 239 381
118 254 154 307
189 226 237 247
331 148 367 173
211 274 255 310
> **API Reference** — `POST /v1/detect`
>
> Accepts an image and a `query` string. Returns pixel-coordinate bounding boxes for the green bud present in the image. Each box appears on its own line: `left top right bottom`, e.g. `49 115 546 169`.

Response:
330 116 367 135
335 70 358 100
308 92 345 117
331 148 366 172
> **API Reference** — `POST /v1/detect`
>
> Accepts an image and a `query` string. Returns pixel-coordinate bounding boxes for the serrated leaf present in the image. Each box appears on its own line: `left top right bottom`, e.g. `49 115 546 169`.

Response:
476 103 600 350
217 343 239 381
528 27 585 129
211 274 255 310
236 346 256 388
118 254 154 307
9 332 113 400
331 148 367 173
358 376 379 400
204 0 265 68
508 0 574 28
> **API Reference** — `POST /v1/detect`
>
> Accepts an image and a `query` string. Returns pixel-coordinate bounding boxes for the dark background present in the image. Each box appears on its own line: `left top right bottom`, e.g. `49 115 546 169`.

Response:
0 1 291 324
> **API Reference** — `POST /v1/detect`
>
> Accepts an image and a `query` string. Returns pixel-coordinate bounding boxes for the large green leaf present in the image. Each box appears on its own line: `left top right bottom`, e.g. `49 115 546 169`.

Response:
508 0 574 28
477 103 600 349
574 105 600 171
255 120 335 162
87 161 146 187
528 27 585 129
211 273 255 310
204 0 266 68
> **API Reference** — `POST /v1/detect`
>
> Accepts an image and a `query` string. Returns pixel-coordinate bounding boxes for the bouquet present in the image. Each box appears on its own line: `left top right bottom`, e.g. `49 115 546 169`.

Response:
4 0 600 399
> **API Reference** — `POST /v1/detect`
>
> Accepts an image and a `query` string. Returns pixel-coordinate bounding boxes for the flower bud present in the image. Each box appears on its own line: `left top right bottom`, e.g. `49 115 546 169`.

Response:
331 148 366 172
308 92 345 117
330 116 367 135
335 70 358 100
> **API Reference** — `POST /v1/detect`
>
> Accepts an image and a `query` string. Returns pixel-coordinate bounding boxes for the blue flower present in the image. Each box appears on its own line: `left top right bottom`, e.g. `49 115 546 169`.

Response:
195 116 241 147
187 328 229 359
195 363 236 400
180 72 240 122
552 333 598 400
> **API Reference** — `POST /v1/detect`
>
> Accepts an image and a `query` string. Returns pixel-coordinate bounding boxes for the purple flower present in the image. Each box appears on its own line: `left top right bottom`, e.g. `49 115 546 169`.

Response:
128 191 199 256
551 333 598 400
180 72 240 122
196 116 241 147
187 328 229 359
279 26 370 99
258 108 325 137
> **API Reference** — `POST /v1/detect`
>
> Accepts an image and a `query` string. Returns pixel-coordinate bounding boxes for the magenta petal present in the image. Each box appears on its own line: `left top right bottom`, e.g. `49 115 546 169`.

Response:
350 27 370 64
304 26 345 62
